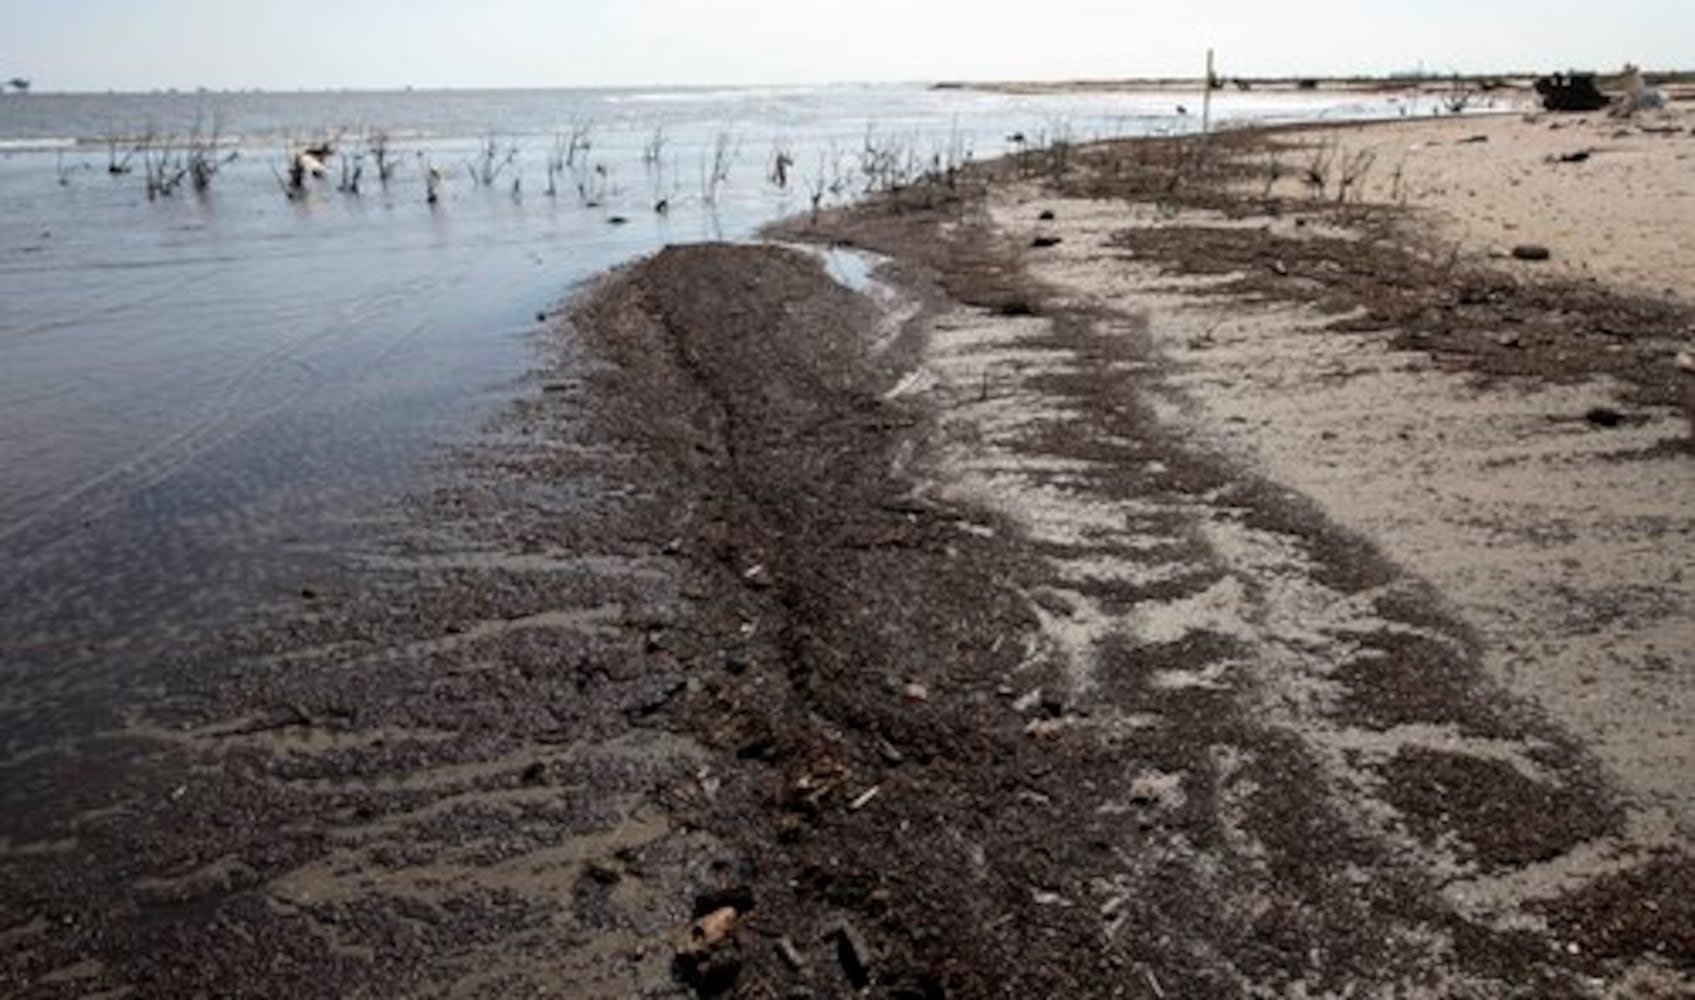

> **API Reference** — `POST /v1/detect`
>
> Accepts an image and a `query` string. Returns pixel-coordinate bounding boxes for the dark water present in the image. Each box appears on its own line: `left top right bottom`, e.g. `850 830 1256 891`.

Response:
0 85 1413 669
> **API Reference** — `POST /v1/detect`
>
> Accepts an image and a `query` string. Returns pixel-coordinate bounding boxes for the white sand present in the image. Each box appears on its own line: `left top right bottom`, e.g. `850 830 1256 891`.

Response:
1259 105 1695 301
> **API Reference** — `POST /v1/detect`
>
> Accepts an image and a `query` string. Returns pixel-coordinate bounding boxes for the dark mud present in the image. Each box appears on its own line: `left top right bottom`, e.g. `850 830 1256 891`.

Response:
3 130 1690 998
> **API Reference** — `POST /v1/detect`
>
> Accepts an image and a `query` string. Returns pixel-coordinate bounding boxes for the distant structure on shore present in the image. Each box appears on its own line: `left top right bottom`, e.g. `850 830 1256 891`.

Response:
5 77 30 94
1531 71 1609 113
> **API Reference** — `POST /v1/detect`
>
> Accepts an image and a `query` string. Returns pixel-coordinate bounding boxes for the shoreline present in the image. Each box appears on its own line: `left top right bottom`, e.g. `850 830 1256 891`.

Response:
946 71 1695 101
4 107 1692 995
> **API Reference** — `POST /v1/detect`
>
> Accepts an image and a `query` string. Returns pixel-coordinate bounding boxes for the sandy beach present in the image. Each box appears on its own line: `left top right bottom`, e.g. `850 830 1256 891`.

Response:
1268 106 1695 301
4 101 1692 997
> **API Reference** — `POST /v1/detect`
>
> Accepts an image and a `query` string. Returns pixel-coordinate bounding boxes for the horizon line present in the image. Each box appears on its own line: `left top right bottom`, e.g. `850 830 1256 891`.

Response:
8 65 1691 98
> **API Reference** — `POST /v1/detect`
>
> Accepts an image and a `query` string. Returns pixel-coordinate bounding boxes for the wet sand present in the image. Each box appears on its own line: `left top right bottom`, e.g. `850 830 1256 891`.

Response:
3 106 1693 997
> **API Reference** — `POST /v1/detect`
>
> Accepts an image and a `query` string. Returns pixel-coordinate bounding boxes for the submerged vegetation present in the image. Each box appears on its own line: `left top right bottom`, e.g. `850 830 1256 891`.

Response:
41 110 1110 224
88 116 244 199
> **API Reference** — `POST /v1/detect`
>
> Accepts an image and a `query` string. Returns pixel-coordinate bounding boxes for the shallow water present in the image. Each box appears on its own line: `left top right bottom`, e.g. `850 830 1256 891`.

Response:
0 84 1414 660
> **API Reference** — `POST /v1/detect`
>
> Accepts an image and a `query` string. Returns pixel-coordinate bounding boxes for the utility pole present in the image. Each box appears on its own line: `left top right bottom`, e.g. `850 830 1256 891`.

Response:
1201 50 1214 134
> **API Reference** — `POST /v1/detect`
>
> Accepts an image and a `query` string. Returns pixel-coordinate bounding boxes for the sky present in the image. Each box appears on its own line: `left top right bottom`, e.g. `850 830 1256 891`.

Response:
1 0 1690 92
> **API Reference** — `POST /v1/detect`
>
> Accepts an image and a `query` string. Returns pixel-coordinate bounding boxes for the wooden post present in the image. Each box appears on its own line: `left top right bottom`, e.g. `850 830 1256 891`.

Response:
1202 49 1215 135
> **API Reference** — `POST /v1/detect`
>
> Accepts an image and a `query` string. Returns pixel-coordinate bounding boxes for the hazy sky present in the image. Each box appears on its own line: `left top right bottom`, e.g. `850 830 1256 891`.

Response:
2 1 1689 91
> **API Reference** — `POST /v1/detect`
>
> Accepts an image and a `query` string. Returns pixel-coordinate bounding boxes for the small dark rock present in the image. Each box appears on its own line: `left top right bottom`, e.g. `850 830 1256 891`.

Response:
607 215 629 225
888 976 948 1000
735 734 780 761
585 861 622 885
674 942 743 996
1511 244 1552 262
824 921 873 989
1037 209 1056 221
1585 406 1626 428
1031 236 1062 249
633 676 686 717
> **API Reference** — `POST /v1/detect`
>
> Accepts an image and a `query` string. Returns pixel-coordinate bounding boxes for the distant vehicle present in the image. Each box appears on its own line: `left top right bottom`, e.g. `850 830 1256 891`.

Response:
5 77 29 93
